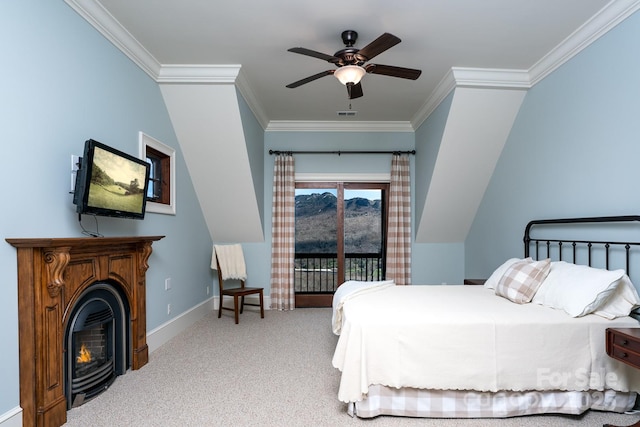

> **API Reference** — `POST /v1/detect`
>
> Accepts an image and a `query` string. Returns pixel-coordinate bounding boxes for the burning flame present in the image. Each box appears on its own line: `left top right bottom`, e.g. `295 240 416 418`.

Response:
76 343 92 364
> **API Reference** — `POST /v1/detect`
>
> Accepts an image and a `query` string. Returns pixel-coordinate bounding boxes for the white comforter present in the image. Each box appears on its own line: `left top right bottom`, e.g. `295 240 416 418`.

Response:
331 285 640 403
332 280 395 335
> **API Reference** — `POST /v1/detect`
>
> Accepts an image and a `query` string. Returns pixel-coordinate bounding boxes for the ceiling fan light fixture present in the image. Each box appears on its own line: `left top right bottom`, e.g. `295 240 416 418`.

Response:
334 65 366 85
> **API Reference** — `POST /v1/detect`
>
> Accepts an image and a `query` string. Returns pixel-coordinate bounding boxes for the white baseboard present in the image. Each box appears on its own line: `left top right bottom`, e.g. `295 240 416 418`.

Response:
146 295 271 353
0 296 272 427
146 297 216 353
0 406 22 427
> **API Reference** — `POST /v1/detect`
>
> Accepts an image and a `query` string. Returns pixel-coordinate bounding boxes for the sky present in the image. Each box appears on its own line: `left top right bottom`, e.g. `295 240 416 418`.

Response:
295 188 381 200
93 146 147 183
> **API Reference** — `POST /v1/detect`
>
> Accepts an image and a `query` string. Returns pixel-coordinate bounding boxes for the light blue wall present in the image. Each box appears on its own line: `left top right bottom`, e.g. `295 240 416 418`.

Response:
466 10 640 279
412 92 464 285
3 0 639 423
256 131 463 286
414 92 454 225
0 0 213 419
237 90 265 232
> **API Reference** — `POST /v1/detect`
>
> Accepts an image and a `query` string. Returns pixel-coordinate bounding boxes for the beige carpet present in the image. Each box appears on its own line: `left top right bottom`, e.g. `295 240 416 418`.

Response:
64 307 639 426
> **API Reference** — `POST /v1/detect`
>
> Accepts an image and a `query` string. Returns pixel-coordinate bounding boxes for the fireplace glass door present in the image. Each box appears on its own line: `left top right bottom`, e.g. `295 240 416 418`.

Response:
64 283 128 408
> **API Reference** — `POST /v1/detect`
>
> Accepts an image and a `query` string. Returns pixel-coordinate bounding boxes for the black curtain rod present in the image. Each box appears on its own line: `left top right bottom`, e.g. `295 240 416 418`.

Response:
269 149 416 156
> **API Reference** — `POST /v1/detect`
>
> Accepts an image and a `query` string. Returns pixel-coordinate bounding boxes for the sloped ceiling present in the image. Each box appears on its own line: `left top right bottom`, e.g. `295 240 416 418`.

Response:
64 0 640 243
65 0 622 124
159 81 264 242
415 84 527 243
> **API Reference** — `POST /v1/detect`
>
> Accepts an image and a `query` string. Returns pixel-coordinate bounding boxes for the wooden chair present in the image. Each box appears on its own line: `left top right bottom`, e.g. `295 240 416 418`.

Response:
214 248 264 324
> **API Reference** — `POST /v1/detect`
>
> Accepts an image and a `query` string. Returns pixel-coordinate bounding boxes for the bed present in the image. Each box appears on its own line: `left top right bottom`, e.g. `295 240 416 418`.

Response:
331 216 640 419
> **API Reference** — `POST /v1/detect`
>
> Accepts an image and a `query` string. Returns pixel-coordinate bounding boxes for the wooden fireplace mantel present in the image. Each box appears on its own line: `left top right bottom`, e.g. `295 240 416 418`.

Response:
6 236 164 427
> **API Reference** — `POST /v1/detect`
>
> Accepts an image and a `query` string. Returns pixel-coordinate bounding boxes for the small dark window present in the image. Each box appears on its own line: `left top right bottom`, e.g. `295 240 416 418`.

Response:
146 146 169 204
140 132 175 215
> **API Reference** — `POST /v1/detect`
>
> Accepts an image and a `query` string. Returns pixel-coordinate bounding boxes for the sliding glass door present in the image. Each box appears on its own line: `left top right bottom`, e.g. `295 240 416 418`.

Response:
294 182 387 307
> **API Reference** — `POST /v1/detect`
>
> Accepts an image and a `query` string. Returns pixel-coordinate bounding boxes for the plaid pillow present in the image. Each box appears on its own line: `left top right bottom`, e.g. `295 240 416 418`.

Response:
495 258 551 304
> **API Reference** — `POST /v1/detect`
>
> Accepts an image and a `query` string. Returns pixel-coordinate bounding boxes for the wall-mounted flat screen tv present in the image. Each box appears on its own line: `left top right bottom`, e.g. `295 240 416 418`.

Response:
73 139 150 220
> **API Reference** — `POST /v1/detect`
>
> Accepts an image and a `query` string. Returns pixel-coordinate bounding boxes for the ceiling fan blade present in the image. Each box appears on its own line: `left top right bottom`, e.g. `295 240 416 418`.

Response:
287 47 339 63
347 82 363 99
365 64 422 80
286 70 334 88
357 33 401 61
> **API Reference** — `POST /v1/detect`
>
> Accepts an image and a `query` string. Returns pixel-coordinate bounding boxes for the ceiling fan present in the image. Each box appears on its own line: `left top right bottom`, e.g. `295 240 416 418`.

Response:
286 30 422 99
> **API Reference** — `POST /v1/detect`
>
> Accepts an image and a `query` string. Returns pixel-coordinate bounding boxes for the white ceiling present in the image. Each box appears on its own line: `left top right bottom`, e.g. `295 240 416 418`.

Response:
70 0 617 126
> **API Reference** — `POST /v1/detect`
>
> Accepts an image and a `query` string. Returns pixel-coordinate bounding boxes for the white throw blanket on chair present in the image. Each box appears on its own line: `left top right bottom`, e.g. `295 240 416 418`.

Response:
212 244 247 280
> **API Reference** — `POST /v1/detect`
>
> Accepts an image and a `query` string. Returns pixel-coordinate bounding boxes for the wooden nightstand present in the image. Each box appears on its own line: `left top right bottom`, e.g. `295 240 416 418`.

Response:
605 328 640 427
607 328 640 369
463 279 486 286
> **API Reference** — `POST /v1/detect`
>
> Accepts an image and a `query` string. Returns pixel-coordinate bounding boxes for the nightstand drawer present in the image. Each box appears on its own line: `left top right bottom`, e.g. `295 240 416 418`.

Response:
611 333 640 354
607 328 640 352
607 328 640 370
610 345 640 368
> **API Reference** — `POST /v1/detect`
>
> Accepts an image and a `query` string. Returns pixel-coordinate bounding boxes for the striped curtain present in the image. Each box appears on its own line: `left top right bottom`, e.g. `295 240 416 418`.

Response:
270 154 296 310
386 154 412 285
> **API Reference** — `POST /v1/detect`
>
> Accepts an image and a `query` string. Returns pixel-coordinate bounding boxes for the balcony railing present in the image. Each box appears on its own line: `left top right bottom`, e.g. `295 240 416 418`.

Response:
294 252 384 294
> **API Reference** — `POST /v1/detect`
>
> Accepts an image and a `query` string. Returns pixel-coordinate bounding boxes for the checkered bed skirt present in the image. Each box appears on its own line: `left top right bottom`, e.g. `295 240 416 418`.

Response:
350 385 637 418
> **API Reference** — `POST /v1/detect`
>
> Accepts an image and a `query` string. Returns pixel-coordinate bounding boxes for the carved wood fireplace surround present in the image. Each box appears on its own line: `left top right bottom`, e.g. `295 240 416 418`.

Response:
6 236 164 427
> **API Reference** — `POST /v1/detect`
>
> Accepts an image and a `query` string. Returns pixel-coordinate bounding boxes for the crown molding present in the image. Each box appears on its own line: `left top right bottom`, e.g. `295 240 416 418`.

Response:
66 0 640 133
413 0 640 129
529 0 640 85
155 66 271 128
64 0 161 79
156 64 241 83
450 67 531 89
235 69 270 130
265 121 415 132
64 0 272 128
410 69 457 130
411 68 530 129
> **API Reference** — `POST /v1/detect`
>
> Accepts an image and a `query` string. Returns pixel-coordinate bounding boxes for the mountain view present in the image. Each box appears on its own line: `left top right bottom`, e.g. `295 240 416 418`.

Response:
295 192 382 254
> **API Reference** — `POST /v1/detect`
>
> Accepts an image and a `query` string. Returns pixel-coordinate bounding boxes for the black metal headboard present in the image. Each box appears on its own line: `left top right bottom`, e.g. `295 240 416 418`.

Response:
523 215 640 277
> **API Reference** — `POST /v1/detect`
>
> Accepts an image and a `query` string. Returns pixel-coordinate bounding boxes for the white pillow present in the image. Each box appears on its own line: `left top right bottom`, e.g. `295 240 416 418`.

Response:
593 275 640 319
484 258 532 290
532 261 640 318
